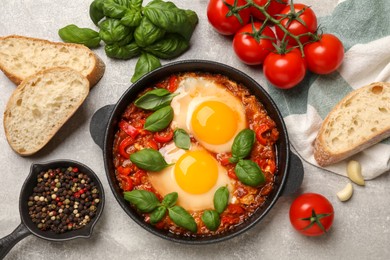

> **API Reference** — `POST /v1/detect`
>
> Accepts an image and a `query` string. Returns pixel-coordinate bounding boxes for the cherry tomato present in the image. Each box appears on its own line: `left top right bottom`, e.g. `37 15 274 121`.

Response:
304 34 344 74
118 136 135 158
263 48 307 89
289 193 334 236
119 175 134 191
119 120 140 139
207 0 251 35
233 22 276 65
249 0 288 21
275 4 318 45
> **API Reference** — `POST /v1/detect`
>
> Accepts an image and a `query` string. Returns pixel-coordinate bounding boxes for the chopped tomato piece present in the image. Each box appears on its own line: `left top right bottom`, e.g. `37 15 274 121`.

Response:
119 136 135 158
133 170 146 185
227 204 245 214
119 120 140 139
227 168 238 180
255 158 276 174
154 128 174 143
119 175 133 191
147 139 158 150
219 153 232 166
167 75 179 92
117 166 131 176
221 215 238 225
255 124 270 146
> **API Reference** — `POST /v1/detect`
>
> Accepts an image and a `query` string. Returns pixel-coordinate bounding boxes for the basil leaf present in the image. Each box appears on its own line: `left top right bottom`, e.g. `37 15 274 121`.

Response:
184 9 199 40
230 129 256 162
201 210 220 231
129 0 143 10
173 129 190 150
121 9 143 27
89 0 105 25
214 186 229 214
131 52 161 83
235 160 265 187
102 0 129 19
168 206 197 233
150 206 167 224
134 17 166 48
144 106 174 132
135 88 177 111
58 25 101 48
124 190 160 213
130 148 170 171
144 1 196 41
161 192 178 208
116 33 134 46
99 18 131 45
143 34 189 59
105 42 140 59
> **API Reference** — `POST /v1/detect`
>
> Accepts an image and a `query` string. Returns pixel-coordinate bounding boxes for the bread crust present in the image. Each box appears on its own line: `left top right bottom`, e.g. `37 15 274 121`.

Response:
3 67 90 156
0 35 105 88
314 82 390 166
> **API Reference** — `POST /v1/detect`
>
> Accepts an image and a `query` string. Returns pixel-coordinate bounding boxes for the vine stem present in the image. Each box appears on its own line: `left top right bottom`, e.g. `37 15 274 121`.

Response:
236 0 316 56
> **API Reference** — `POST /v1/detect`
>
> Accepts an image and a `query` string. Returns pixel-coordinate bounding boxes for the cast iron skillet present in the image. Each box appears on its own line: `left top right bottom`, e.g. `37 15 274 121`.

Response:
0 160 105 258
89 60 303 244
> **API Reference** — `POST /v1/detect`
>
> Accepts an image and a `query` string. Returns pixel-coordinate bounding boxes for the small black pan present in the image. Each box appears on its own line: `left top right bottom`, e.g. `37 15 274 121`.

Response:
0 160 105 258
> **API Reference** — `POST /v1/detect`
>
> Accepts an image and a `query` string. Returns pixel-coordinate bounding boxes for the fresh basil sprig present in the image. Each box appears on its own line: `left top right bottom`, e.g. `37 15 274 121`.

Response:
131 52 162 83
89 0 105 25
168 206 197 233
124 190 160 213
144 106 174 132
150 206 167 224
99 18 132 45
201 210 220 231
143 34 189 59
214 186 229 214
230 129 256 163
130 148 171 172
173 128 191 150
105 41 141 59
134 16 166 48
161 192 178 208
58 25 101 48
235 160 265 187
135 89 178 111
124 190 197 232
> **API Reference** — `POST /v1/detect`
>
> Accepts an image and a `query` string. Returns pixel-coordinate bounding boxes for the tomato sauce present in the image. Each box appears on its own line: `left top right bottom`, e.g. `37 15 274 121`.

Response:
112 72 279 236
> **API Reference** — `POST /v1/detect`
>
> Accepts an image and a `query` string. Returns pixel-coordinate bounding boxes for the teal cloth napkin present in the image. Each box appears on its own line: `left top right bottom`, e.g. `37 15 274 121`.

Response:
268 0 390 179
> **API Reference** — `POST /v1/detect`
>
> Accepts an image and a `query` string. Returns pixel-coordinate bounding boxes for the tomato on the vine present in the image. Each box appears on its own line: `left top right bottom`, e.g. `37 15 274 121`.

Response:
207 0 251 35
304 33 344 74
249 0 288 21
233 22 276 65
289 193 334 236
263 48 306 89
275 4 318 45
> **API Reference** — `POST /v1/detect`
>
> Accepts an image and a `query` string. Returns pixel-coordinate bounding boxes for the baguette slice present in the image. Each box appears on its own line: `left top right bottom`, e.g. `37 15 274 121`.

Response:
314 82 390 166
4 67 90 156
0 35 105 88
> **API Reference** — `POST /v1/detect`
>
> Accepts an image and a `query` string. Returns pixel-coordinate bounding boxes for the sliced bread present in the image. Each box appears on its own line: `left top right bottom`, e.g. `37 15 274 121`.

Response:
3 67 90 156
0 35 105 88
314 82 390 166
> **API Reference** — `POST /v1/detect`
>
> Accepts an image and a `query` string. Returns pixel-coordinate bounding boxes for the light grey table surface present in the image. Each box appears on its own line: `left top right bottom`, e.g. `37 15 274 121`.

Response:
0 0 389 259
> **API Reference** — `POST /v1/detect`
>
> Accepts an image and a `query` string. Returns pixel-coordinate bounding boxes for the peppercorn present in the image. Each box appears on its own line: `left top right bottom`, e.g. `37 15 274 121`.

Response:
27 166 100 234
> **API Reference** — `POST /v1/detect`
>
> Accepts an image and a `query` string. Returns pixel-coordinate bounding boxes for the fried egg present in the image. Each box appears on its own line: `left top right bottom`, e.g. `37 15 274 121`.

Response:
170 76 247 153
148 142 233 211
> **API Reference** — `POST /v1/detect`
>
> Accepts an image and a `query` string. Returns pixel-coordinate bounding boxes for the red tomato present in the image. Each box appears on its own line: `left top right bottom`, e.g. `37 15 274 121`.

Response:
154 128 174 143
289 193 334 236
254 123 270 145
207 0 251 35
249 0 288 21
275 4 318 45
263 48 306 89
304 34 344 74
233 22 276 65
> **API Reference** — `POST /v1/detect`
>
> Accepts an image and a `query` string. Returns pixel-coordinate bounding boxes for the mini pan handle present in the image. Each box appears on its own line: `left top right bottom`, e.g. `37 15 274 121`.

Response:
281 152 304 196
0 223 31 259
90 105 115 150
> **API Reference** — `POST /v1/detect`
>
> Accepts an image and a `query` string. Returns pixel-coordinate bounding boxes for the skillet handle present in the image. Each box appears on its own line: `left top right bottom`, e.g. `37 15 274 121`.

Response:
0 223 31 258
281 152 304 196
90 105 115 150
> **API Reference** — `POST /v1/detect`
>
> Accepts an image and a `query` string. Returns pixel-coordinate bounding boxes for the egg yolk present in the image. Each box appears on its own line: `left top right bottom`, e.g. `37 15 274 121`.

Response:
174 150 218 194
191 100 238 145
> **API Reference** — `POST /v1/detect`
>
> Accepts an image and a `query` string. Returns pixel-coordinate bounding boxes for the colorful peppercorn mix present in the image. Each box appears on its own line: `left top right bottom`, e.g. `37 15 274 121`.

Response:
27 167 100 233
